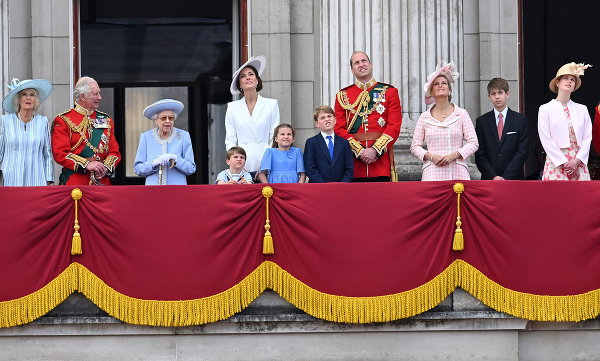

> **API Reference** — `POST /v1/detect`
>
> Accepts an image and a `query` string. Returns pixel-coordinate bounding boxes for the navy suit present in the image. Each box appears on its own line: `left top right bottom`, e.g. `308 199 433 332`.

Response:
475 108 529 180
304 133 354 182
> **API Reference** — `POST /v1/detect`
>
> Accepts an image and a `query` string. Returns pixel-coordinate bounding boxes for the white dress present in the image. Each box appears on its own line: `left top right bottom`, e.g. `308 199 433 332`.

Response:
225 95 280 172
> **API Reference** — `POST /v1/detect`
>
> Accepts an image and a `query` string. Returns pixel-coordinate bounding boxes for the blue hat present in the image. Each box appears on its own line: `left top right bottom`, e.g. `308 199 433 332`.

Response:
143 99 184 120
230 55 267 95
2 78 52 113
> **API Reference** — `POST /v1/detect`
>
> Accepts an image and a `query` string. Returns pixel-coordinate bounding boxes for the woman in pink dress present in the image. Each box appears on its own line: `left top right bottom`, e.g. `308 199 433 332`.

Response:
538 62 592 181
410 61 478 181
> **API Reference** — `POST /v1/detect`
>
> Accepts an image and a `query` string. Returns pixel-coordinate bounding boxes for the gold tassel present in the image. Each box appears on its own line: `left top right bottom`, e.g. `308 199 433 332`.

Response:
71 188 83 255
453 183 464 251
262 186 274 254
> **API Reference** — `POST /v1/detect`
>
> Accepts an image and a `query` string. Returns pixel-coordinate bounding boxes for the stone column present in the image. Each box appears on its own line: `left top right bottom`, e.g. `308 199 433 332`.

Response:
320 0 466 180
250 0 320 148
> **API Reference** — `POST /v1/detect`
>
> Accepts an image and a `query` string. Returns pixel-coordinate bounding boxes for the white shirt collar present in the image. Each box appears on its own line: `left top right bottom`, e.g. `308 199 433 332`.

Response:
493 107 508 126
321 131 334 144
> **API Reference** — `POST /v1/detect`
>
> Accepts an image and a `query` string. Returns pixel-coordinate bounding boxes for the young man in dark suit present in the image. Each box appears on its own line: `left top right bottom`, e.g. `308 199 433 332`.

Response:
304 106 354 182
475 78 529 180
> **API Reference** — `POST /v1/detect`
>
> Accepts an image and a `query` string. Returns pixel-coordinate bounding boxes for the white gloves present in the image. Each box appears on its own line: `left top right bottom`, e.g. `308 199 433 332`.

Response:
153 154 178 168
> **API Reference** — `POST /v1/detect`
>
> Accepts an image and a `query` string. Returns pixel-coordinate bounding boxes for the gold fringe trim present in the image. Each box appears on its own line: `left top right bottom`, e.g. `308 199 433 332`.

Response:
0 265 77 328
74 262 270 326
5 260 600 326
266 261 457 323
456 260 600 322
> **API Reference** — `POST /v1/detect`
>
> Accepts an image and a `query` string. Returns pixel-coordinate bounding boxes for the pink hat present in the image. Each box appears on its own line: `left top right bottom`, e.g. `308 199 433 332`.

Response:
423 60 459 105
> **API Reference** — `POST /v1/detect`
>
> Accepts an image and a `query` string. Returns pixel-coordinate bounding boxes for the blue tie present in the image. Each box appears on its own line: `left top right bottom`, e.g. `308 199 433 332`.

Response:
326 135 334 160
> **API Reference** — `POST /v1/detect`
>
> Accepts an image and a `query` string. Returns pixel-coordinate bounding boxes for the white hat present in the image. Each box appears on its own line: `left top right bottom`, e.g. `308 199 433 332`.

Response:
2 78 52 113
230 55 267 95
423 61 459 105
143 99 184 120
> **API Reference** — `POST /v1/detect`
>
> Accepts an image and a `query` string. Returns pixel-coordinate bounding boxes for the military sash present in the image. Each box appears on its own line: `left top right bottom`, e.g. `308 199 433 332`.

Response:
59 127 104 185
337 83 389 134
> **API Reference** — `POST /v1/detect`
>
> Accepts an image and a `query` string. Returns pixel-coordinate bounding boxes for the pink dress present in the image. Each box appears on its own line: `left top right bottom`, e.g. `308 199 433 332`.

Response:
542 105 590 181
410 104 479 181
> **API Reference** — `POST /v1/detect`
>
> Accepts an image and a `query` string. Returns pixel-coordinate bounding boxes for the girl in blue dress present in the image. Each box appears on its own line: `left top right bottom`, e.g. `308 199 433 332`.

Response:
258 124 306 183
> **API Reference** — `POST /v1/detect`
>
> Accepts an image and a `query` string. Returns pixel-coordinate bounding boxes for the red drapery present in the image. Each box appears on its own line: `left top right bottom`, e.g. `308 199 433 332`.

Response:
1 181 600 327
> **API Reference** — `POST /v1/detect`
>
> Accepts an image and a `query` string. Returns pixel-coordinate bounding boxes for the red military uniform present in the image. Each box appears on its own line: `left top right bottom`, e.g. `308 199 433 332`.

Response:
52 102 120 185
334 78 402 179
592 103 600 154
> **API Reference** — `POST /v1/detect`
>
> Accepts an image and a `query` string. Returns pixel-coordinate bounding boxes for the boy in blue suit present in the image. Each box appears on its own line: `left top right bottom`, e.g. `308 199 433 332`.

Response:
475 78 529 180
304 106 354 182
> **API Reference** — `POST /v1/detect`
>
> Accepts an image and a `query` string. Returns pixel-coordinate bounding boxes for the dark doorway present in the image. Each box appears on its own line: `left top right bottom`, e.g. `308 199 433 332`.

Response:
79 0 233 184
521 0 600 179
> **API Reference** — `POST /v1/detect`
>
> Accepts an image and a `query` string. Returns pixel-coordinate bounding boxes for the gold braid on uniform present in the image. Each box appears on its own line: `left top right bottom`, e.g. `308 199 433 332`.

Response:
61 115 106 154
66 153 90 171
348 138 365 158
337 90 370 131
103 156 118 172
372 134 393 156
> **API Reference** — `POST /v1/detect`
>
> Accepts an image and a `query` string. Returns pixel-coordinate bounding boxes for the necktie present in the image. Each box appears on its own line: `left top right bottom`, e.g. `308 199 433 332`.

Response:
326 135 334 160
497 113 504 141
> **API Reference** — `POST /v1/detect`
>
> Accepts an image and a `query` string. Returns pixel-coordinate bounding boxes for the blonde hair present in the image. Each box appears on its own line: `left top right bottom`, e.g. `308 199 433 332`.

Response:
12 88 41 114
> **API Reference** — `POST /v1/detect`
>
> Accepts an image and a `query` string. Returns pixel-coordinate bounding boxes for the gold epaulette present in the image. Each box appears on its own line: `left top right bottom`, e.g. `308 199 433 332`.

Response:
338 84 353 92
372 134 393 156
55 109 72 119
376 82 395 89
95 110 112 119
348 137 364 158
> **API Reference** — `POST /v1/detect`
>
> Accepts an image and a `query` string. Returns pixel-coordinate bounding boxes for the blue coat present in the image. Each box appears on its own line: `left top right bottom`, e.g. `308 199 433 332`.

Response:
303 133 354 182
134 127 196 185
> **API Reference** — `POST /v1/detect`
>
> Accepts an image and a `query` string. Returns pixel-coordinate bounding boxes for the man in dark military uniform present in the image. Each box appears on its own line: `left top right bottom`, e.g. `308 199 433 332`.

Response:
334 51 402 181
52 77 120 185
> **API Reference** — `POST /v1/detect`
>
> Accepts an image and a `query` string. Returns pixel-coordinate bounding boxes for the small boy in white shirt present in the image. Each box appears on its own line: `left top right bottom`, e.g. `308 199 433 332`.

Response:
215 146 254 184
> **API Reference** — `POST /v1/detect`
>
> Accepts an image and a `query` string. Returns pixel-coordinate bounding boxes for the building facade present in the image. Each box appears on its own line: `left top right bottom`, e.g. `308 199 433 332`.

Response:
2 1 600 360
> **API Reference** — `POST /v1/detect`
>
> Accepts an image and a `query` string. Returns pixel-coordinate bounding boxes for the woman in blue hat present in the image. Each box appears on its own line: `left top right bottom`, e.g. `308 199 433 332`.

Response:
0 78 54 186
134 99 196 185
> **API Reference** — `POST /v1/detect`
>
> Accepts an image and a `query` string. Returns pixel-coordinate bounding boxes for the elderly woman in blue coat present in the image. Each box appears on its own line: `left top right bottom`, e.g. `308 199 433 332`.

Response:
134 99 196 185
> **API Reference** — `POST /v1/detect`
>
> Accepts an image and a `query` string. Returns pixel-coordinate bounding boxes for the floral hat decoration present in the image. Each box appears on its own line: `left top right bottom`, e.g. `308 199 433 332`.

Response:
549 62 592 93
2 78 52 113
423 60 460 105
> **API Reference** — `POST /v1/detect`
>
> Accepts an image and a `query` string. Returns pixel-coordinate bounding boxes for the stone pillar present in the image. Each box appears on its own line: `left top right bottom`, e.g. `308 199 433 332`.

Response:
250 0 320 149
320 0 470 180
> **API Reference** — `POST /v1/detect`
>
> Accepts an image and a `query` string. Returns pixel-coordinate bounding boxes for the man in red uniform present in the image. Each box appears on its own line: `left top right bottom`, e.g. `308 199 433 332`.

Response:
334 51 402 181
52 77 120 185
592 102 600 154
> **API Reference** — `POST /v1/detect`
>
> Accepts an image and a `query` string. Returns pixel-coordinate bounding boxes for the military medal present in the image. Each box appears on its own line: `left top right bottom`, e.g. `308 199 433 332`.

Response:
376 104 385 115
92 114 109 128
378 117 386 127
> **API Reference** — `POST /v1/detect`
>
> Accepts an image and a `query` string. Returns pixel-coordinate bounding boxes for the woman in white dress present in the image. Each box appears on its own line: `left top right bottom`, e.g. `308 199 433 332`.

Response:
225 55 280 178
0 78 53 186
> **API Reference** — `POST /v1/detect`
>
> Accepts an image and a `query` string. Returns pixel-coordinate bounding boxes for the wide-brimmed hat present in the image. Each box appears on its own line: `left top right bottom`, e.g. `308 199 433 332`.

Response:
2 78 52 113
549 62 592 93
230 55 267 95
143 99 184 120
423 60 460 105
